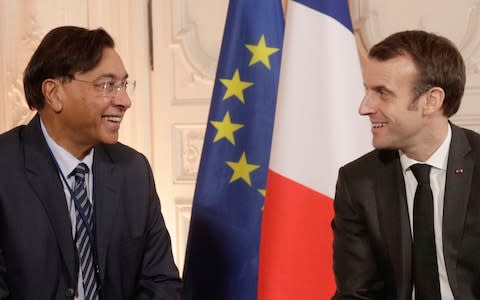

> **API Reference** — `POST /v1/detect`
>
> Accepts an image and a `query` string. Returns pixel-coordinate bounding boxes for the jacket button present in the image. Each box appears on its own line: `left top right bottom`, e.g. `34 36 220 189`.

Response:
65 288 75 297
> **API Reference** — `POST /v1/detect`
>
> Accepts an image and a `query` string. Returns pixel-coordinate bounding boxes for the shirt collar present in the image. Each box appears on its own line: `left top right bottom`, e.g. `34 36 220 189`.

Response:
40 118 94 178
399 123 451 172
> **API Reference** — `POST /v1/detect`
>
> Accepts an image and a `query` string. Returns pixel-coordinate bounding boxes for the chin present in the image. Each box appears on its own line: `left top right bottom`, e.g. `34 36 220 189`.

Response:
372 140 390 150
101 134 119 145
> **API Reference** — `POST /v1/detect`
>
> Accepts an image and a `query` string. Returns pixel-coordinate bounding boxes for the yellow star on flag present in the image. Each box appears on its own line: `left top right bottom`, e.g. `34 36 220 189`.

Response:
210 111 244 145
258 189 266 197
245 34 280 69
226 152 260 186
258 189 266 211
219 69 254 103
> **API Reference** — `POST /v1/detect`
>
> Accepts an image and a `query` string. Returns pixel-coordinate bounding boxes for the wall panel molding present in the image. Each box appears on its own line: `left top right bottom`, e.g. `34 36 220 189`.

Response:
169 0 228 104
172 124 205 183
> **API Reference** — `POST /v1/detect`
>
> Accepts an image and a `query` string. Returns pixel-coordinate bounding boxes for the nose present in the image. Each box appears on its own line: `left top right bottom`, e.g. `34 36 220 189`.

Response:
112 89 132 110
358 93 375 116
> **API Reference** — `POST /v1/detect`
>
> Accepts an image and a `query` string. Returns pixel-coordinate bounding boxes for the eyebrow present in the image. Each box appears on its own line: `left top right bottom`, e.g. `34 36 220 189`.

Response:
369 84 394 96
95 73 129 81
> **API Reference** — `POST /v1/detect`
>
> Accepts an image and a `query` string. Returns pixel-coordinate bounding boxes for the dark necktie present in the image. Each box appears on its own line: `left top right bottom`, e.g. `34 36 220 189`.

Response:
410 163 441 299
72 163 99 300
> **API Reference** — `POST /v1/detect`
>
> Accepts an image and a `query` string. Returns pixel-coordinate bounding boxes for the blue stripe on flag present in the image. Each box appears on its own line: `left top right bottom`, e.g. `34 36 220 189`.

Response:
293 0 353 32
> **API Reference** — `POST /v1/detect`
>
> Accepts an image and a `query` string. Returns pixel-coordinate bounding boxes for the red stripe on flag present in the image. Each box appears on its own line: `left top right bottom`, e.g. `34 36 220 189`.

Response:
258 169 335 300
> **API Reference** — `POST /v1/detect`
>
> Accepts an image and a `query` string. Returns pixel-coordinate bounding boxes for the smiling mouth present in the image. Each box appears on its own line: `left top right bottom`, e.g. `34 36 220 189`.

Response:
372 122 386 128
103 115 122 123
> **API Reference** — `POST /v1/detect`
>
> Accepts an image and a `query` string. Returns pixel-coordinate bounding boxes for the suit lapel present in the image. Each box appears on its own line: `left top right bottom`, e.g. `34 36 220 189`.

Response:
442 124 473 294
92 145 121 282
23 115 77 282
376 150 413 299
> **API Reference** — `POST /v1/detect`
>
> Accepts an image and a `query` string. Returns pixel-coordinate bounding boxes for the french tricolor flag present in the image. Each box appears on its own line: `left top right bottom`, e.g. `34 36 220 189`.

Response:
258 0 371 299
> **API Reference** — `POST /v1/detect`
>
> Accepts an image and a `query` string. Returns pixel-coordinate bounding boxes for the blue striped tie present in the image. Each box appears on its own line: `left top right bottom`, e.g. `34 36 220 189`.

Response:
72 163 99 300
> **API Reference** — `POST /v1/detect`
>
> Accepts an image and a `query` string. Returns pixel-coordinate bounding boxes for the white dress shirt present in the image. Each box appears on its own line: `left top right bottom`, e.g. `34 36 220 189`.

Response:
399 124 454 300
41 119 94 300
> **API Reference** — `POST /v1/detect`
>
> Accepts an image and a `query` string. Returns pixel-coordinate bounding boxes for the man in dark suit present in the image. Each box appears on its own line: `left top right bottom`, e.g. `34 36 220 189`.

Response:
0 26 181 299
332 31 478 299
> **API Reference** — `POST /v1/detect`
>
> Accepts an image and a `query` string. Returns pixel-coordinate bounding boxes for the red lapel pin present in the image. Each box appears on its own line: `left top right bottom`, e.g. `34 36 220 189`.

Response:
455 168 464 174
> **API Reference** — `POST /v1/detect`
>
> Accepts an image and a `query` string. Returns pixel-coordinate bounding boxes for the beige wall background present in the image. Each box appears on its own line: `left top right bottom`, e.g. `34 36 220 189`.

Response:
1 0 480 273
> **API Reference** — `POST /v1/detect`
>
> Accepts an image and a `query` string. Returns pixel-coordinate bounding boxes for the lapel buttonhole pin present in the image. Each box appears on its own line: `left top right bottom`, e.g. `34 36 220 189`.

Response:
455 168 464 174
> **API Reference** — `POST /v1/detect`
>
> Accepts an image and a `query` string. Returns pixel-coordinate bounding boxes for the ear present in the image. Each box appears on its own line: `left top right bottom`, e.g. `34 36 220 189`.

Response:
42 79 63 113
423 87 445 116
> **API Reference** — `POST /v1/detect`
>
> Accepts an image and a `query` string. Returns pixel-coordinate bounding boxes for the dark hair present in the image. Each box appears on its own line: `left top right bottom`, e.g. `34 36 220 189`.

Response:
23 26 115 110
369 30 465 117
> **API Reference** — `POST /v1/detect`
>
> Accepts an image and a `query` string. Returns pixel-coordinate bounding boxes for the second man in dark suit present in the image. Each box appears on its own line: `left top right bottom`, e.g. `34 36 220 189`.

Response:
332 30 478 299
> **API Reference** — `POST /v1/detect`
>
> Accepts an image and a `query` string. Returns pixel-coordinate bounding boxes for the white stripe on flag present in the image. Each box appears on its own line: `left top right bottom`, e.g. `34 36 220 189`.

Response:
269 1 371 198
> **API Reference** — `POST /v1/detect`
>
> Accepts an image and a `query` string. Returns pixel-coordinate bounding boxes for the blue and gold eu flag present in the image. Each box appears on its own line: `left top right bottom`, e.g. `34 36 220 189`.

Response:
181 0 284 299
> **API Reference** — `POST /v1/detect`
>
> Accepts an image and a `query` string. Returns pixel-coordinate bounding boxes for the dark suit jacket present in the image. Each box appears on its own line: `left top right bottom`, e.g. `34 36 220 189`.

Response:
332 123 480 300
0 115 182 299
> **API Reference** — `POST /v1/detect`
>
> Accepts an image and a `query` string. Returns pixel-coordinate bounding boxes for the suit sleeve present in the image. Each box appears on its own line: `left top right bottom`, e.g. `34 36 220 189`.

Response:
134 158 182 299
331 167 385 300
0 248 9 299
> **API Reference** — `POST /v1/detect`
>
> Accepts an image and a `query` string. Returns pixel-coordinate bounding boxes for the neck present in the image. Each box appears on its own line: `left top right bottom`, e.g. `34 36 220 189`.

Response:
403 120 449 162
41 113 93 160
